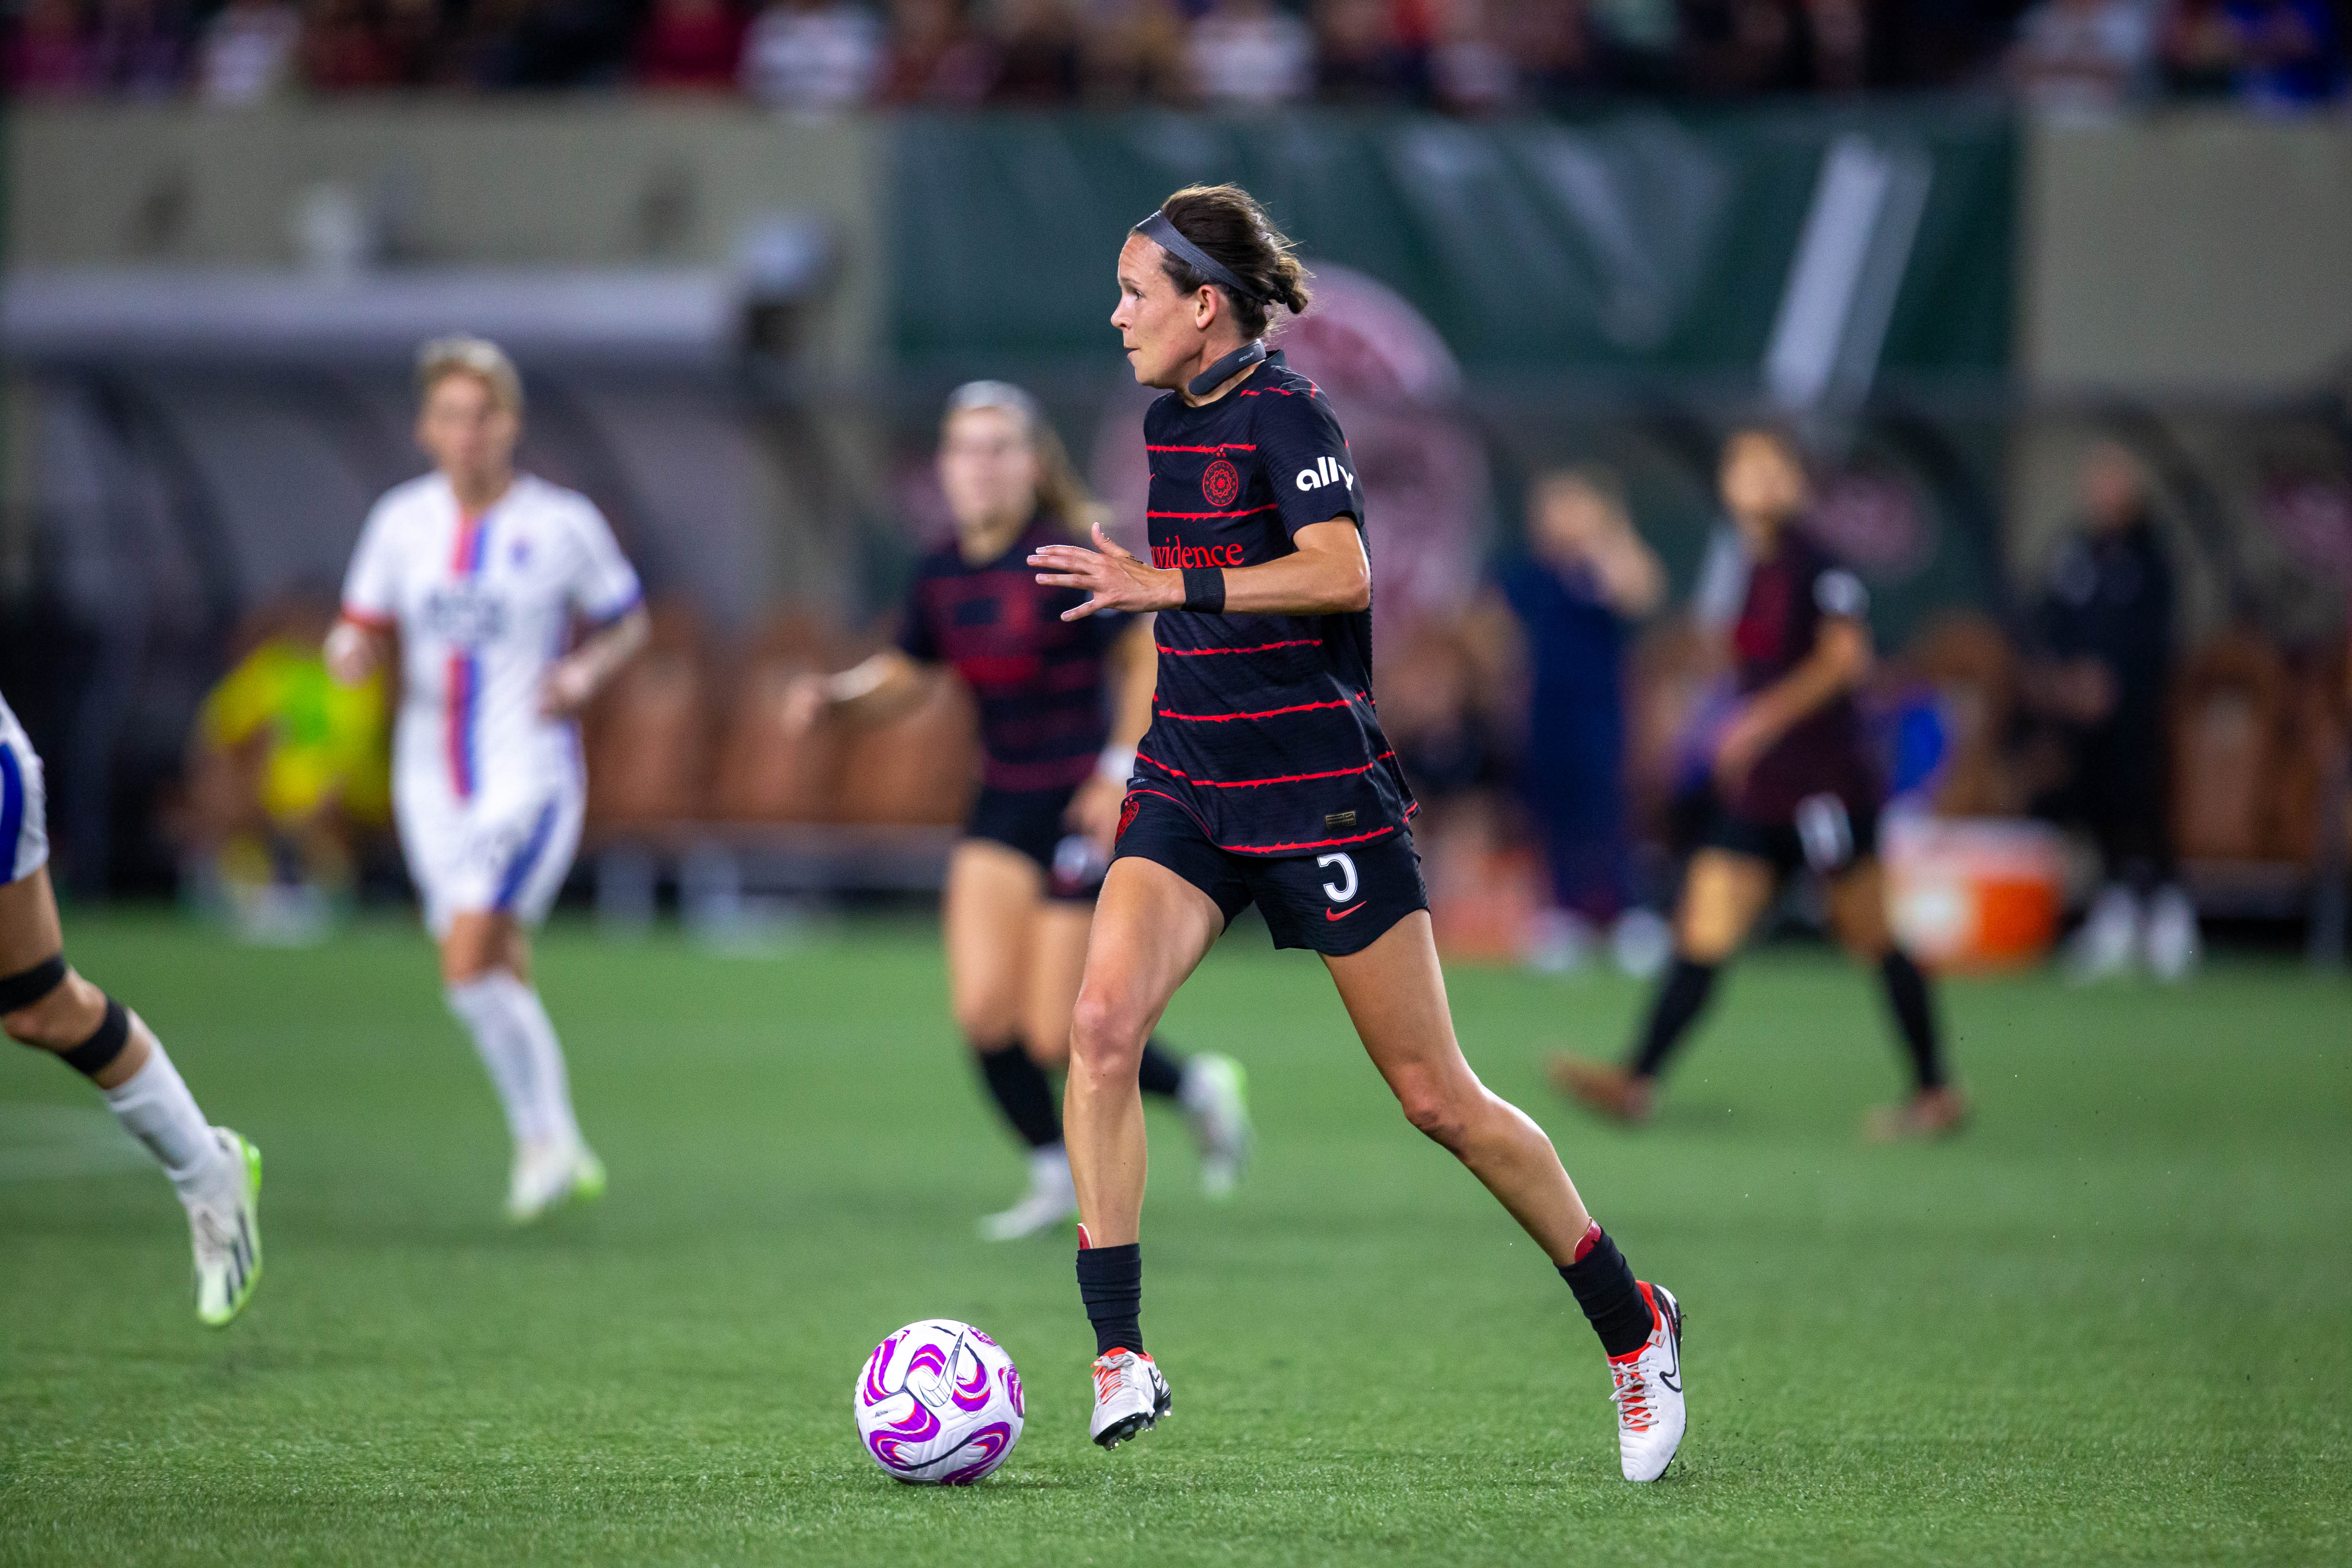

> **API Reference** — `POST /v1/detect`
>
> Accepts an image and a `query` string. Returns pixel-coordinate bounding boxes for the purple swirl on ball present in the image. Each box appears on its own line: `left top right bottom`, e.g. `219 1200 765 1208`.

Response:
860 1334 904 1406
866 1397 943 1471
905 1341 950 1383
951 1348 993 1411
940 1422 1015 1485
1000 1364 1024 1418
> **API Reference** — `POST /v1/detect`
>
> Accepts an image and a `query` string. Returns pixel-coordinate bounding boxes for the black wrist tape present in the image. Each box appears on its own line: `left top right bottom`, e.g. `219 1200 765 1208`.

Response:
1181 566 1226 614
0 953 68 1013
60 997 131 1079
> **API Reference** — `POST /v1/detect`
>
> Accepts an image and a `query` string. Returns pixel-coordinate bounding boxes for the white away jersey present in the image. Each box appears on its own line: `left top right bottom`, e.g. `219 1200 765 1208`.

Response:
340 472 641 807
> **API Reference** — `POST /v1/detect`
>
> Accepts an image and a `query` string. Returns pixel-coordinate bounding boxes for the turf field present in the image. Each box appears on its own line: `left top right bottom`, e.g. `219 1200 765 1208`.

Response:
1 911 2344 1566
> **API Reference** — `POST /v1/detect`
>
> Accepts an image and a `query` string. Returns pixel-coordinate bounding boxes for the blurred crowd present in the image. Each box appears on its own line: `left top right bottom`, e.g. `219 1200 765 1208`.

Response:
6 0 2345 113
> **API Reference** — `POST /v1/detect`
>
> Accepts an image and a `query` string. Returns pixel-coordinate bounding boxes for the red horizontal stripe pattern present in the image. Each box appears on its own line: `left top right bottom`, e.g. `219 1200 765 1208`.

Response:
1153 638 1318 657
1147 504 1279 520
1138 749 1396 789
1153 697 1355 723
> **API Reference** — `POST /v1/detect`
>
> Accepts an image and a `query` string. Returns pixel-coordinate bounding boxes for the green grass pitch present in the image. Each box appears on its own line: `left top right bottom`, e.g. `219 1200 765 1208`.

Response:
1 911 2345 1566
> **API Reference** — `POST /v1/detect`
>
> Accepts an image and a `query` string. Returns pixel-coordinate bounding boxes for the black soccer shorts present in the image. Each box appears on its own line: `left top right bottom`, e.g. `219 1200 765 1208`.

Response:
1700 791 1881 880
1112 789 1428 957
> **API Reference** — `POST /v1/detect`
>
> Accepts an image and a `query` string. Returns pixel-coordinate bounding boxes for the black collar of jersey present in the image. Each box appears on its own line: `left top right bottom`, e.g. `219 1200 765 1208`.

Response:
1187 339 1269 399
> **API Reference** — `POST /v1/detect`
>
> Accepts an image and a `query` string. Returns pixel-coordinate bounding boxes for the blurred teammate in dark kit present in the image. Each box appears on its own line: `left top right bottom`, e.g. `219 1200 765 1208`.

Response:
2023 441 2196 981
787 380 1250 1241
1553 427 1965 1141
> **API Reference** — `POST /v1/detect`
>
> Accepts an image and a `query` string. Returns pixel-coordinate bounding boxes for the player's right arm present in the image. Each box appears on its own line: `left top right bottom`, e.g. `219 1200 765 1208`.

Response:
782 649 933 737
326 500 402 687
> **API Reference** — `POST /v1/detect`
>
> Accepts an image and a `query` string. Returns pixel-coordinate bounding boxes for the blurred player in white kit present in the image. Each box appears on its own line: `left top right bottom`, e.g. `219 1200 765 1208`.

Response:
327 336 648 1222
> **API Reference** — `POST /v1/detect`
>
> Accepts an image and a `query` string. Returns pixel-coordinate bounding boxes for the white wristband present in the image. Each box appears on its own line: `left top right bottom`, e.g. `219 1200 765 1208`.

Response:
1097 745 1137 784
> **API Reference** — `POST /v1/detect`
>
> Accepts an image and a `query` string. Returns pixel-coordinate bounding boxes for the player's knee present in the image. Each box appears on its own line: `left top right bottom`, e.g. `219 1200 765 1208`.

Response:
1396 1081 1472 1152
951 994 1019 1046
1067 990 1145 1077
3 965 114 1058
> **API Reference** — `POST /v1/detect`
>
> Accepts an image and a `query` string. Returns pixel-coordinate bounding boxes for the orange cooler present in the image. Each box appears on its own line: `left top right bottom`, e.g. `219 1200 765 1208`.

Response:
1883 815 2066 972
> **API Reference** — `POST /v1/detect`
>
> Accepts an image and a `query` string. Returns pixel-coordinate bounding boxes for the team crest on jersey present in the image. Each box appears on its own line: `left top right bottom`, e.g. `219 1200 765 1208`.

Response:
1200 459 1241 509
1117 794 1142 842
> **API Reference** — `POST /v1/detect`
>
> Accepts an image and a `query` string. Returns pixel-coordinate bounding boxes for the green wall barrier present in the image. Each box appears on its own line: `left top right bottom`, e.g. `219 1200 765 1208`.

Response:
888 102 2012 381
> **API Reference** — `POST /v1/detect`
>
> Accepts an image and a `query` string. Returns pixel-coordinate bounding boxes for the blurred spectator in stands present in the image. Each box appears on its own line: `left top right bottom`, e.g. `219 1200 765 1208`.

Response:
481 0 636 86
1078 0 1184 101
1188 0 1314 105
989 0 1079 99
745 0 882 106
5 0 97 94
879 0 995 98
1429 0 1515 110
2023 441 2198 981
1504 0 1606 102
1880 0 2015 86
637 0 746 86
91 0 191 92
183 603 391 946
377 0 454 81
2008 0 2158 118
1313 0 1423 99
1496 468 1670 974
198 0 300 98
1680 0 1814 93
300 0 398 88
1803 0 1869 87
2164 0 2346 109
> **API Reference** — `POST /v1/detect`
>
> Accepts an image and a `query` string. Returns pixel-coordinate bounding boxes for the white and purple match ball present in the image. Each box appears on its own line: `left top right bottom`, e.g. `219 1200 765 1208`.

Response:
853 1319 1025 1485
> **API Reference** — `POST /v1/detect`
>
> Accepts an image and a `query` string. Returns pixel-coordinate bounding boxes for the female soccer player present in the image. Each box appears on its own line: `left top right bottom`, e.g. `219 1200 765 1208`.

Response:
1028 185 1686 1482
1551 427 1965 1139
326 336 648 1222
789 380 1251 1241
1 690 262 1324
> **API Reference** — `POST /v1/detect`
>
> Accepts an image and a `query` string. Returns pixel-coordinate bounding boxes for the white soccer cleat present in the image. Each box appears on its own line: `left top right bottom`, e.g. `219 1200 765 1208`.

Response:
1179 1053 1253 1200
1089 1348 1172 1449
1609 1281 1686 1483
2067 884 2140 982
2143 884 2201 982
506 1137 606 1225
978 1147 1077 1241
188 1127 262 1328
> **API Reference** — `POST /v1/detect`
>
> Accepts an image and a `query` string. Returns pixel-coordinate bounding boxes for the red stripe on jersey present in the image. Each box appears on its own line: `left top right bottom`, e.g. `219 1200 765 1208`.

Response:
1219 822 1405 853
1154 638 1318 657
1147 504 1280 520
1154 697 1355 723
1138 749 1395 789
1145 444 1258 453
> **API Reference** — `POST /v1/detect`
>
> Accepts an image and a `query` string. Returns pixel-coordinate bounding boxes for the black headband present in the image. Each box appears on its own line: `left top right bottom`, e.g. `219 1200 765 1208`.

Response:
1133 210 1269 307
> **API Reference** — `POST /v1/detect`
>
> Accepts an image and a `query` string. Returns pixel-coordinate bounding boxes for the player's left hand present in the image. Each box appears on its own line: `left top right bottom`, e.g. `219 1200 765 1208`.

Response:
539 657 599 718
1066 773 1127 856
1030 523 1181 620
1712 704 1775 794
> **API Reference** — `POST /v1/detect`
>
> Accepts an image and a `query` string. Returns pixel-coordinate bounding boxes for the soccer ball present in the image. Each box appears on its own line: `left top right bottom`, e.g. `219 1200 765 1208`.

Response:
853 1319 1025 1485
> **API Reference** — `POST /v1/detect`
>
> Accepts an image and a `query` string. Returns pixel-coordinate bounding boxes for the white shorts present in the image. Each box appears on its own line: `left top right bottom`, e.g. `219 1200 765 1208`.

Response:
395 780 583 940
0 693 50 887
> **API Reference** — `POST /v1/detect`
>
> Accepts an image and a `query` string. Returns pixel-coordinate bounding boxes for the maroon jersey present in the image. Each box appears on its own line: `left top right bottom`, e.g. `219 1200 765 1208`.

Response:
897 517 1125 793
1728 529 1878 824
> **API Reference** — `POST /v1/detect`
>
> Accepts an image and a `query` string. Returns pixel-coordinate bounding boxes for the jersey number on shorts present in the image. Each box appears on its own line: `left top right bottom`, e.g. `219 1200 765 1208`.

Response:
1317 853 1359 903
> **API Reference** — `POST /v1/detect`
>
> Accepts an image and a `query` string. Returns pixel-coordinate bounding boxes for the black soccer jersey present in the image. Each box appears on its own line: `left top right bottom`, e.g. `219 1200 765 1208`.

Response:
1130 351 1416 855
1727 528 1877 824
898 517 1125 793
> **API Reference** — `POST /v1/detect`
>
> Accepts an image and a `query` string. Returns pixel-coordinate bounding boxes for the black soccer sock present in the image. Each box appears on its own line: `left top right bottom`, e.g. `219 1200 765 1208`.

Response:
1076 1242 1144 1356
1558 1223 1653 1359
975 1040 1062 1151
1628 958 1719 1081
1878 951 1947 1093
1136 1037 1185 1100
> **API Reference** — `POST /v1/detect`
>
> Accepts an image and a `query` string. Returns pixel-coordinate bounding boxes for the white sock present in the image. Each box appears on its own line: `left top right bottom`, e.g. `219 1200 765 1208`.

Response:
1029 1142 1073 1194
102 1037 227 1203
446 975 546 1145
499 977 583 1151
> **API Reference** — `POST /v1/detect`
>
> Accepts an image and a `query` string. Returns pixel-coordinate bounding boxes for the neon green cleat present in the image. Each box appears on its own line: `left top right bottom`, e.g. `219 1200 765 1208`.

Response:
191 1129 262 1328
1180 1054 1252 1200
506 1139 605 1224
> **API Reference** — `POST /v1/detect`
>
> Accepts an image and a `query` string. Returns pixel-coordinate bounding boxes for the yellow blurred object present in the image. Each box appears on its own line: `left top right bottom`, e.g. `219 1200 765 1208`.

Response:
198 637 390 828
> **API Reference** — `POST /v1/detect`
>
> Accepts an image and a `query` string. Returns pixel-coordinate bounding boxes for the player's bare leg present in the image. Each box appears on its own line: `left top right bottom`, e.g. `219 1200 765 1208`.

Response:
1063 856 1222 1446
1327 909 1684 1480
440 909 599 1222
947 841 1072 1239
1553 849 1775 1122
1037 895 1250 1196
1 868 260 1325
1325 912 1593 1257
1827 860 1966 1140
